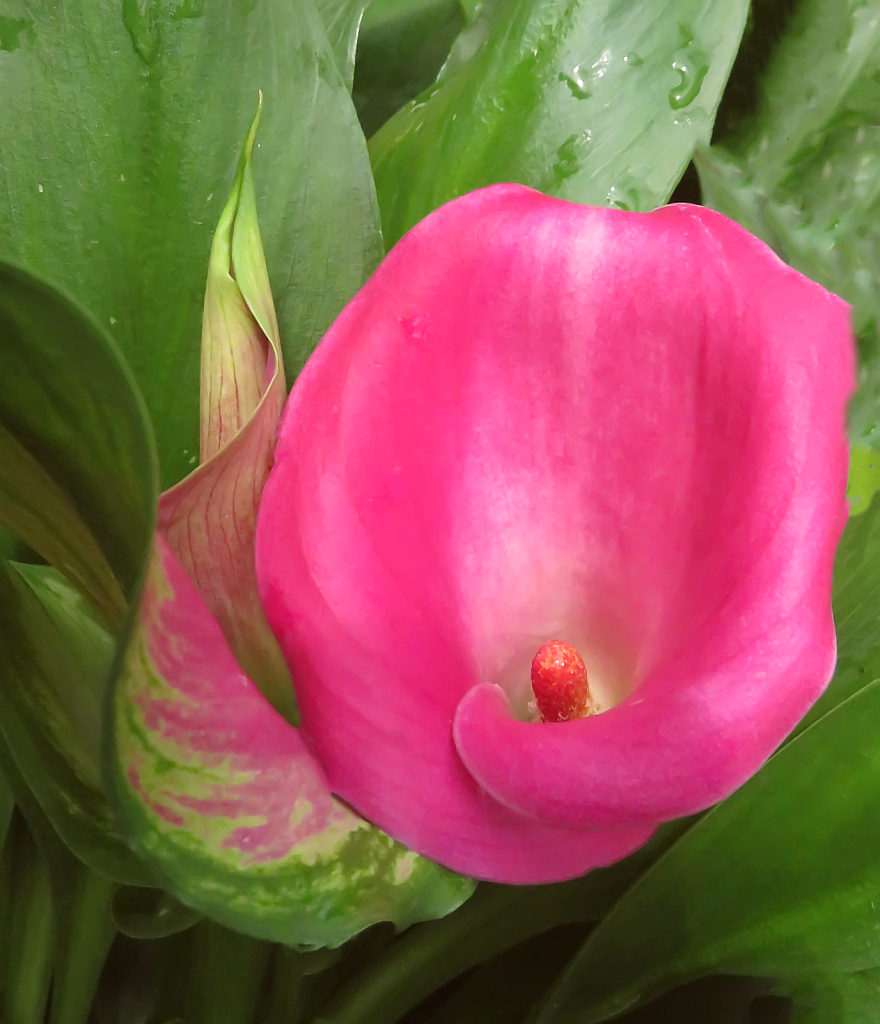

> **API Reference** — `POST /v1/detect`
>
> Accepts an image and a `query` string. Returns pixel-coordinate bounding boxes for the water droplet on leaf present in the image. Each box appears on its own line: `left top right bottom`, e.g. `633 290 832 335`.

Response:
606 183 641 211
558 67 590 100
668 52 708 109
551 131 592 188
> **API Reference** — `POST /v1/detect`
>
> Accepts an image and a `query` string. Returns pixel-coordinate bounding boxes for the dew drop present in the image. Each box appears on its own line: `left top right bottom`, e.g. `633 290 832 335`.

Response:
589 48 612 80
668 52 708 110
623 51 643 66
606 184 637 211
551 131 591 187
558 67 590 100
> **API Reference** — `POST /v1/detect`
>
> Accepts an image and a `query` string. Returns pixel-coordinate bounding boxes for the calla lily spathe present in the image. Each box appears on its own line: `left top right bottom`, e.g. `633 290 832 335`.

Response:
256 184 854 884
112 113 473 947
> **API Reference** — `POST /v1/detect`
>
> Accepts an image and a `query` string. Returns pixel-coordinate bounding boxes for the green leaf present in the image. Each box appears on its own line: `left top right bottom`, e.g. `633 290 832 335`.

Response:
323 823 690 1024
419 926 589 1024
3 824 55 1024
369 0 749 246
0 769 12 852
0 0 381 487
0 753 118 1024
0 565 150 883
696 0 880 442
530 680 880 1024
352 0 464 138
0 262 155 625
0 260 156 882
113 886 203 939
183 922 272 1024
773 967 880 1024
606 976 773 1024
0 809 13 998
48 864 117 1024
795 493 880 733
847 444 880 517
316 0 370 90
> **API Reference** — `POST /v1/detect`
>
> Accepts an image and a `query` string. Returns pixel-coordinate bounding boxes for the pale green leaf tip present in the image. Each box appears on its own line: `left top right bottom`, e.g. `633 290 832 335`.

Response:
204 92 263 278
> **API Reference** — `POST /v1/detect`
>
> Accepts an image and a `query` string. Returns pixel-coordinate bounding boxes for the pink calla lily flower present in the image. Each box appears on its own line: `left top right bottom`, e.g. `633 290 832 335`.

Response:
256 184 854 884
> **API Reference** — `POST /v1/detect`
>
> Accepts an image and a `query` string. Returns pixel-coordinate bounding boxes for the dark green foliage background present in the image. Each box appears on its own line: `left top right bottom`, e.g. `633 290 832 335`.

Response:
1 0 879 1022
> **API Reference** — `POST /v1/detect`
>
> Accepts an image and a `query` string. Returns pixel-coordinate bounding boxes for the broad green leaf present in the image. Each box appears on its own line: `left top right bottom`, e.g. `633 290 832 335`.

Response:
316 0 370 90
773 968 880 1024
109 536 474 949
369 0 749 245
0 769 12 851
0 565 149 883
847 444 880 516
0 0 381 487
606 977 772 1024
0 809 12 998
323 823 690 1024
3 825 54 1024
419 926 588 1024
531 680 880 1024
795 493 880 733
183 922 272 1024
696 0 880 441
49 863 116 1024
0 262 154 624
352 0 464 138
0 259 156 882
0 747 118 1024
113 887 203 939
456 0 482 22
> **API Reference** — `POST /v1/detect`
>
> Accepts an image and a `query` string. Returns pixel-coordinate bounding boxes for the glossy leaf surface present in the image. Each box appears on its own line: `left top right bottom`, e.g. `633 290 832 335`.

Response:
0 260 155 882
774 968 880 1024
696 0 880 442
0 768 12 854
324 824 691 1024
0 262 154 623
352 0 464 137
847 444 880 516
0 566 148 883
370 0 749 245
532 677 880 1023
797 495 880 733
0 0 381 487
316 0 370 90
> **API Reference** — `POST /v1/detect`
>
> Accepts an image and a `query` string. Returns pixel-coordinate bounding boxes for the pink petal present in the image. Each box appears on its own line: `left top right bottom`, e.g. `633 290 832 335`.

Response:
256 184 853 883
126 535 357 862
157 347 290 717
114 535 473 944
